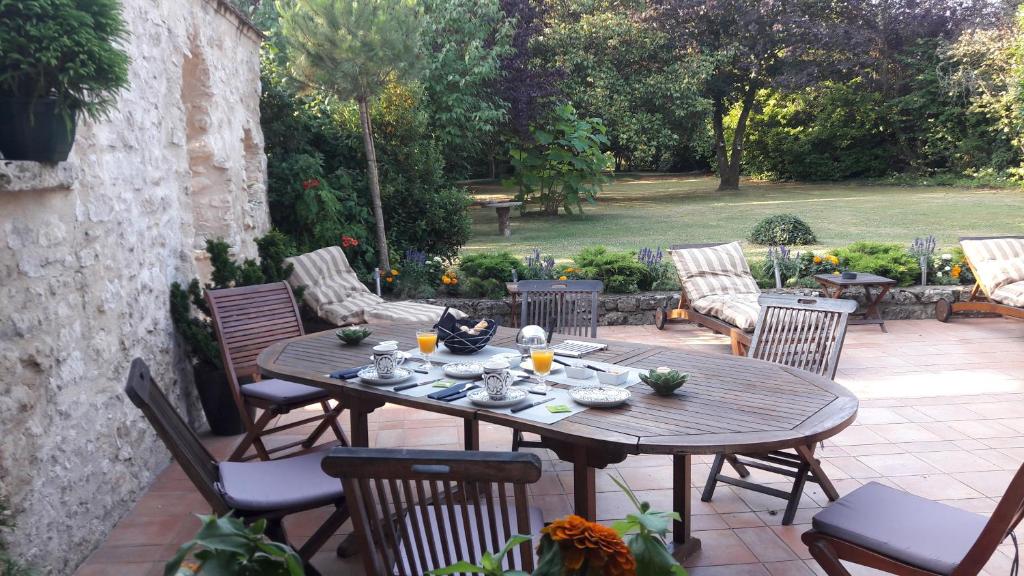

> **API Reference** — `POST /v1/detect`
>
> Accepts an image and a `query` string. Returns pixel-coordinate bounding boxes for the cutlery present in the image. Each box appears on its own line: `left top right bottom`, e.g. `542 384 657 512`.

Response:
440 384 479 402
552 357 572 367
393 377 443 392
584 364 607 373
511 397 554 413
427 380 482 400
327 365 369 379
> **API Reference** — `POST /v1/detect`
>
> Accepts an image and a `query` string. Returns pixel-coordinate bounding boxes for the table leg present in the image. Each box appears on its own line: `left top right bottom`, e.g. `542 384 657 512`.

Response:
864 284 891 332
672 454 702 560
464 418 479 451
572 444 597 521
348 398 383 447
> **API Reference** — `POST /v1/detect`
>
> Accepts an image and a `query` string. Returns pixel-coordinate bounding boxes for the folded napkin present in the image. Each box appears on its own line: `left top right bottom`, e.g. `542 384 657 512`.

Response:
329 366 365 380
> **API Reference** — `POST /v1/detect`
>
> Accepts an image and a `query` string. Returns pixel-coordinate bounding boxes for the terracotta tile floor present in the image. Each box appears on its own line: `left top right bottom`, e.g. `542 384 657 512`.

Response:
74 318 1024 576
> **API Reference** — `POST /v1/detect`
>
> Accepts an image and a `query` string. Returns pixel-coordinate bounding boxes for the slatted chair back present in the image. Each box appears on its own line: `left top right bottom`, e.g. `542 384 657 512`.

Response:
748 294 857 380
518 280 603 338
321 448 543 576
206 282 304 385
124 358 229 514
957 462 1024 574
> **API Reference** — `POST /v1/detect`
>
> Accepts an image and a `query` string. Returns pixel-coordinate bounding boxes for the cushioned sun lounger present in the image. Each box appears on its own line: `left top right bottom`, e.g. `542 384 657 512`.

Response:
936 236 1024 322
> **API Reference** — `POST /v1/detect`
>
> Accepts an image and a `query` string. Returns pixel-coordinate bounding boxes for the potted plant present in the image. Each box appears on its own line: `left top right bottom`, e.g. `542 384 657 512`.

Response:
0 0 130 162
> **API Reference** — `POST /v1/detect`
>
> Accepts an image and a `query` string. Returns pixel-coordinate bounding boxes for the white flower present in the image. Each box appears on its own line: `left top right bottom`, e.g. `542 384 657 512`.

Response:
937 272 943 277
941 253 952 260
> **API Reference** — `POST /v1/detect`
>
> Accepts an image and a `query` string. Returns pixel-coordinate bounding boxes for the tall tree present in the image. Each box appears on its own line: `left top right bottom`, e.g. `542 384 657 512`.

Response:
277 0 423 271
498 0 563 143
651 0 842 190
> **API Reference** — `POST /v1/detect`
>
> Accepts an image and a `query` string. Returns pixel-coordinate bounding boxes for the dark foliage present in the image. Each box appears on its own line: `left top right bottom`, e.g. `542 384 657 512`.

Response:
749 214 817 246
498 0 563 142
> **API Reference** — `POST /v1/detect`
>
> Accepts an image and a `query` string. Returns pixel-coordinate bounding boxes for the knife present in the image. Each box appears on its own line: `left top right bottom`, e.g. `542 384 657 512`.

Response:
427 380 482 400
439 385 479 402
393 377 443 392
511 397 555 413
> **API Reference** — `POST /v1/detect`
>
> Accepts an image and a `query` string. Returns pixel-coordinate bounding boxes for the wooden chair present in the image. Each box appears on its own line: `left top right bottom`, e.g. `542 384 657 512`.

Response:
321 447 544 576
936 235 1024 323
802 462 1024 576
206 282 347 462
655 242 758 356
517 279 603 338
702 294 857 525
124 359 350 573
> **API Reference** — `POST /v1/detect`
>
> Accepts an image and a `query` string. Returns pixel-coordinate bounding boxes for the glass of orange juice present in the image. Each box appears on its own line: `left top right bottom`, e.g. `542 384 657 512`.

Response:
416 330 438 369
529 345 555 393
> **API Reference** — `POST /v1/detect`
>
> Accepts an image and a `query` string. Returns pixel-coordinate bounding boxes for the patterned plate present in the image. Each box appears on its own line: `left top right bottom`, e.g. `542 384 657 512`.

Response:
467 387 528 408
443 362 485 379
520 359 563 374
569 386 631 408
358 367 413 386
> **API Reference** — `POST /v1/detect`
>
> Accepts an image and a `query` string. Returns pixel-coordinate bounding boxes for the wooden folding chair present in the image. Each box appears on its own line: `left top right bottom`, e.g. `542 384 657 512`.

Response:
321 447 544 576
936 235 1024 322
124 359 350 573
803 461 1024 575
702 294 858 525
513 280 602 452
206 282 347 461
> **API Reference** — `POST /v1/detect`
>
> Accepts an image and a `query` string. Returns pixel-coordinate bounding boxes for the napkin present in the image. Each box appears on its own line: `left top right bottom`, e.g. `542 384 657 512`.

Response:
328 366 365 380
547 404 571 413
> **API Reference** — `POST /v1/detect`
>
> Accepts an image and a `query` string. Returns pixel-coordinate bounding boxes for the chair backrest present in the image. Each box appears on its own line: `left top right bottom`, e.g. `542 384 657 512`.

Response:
124 358 229 514
958 236 1024 297
955 461 1024 575
667 241 760 305
206 282 303 385
321 448 543 576
747 294 857 379
286 246 383 318
517 280 603 338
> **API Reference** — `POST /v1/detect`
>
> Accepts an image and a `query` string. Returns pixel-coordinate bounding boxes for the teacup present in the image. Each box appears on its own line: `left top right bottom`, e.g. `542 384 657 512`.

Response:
482 359 513 400
370 343 405 378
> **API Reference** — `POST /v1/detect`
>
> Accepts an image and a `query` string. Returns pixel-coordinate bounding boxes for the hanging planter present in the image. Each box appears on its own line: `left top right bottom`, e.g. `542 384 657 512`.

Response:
0 98 78 162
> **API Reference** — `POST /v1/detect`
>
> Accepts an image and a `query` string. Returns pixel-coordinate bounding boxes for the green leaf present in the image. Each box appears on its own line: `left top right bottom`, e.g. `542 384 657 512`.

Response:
428 560 487 575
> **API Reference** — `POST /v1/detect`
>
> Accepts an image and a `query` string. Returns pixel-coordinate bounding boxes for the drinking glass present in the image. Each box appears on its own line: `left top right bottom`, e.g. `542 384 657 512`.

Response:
416 330 438 369
529 345 555 394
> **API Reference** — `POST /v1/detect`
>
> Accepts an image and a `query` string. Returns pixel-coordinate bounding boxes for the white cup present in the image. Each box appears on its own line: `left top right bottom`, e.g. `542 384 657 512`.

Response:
370 344 405 378
482 360 512 400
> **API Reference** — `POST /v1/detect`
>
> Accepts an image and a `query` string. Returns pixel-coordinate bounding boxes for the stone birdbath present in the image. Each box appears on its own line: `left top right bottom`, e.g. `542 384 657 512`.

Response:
484 201 522 237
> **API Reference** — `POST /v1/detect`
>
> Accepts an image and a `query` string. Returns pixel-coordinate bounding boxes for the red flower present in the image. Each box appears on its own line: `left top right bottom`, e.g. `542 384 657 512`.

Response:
302 178 320 190
341 235 359 248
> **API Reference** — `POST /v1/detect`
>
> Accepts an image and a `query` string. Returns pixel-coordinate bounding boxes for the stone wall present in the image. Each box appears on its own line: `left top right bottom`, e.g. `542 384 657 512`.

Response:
418 285 974 327
0 2 266 573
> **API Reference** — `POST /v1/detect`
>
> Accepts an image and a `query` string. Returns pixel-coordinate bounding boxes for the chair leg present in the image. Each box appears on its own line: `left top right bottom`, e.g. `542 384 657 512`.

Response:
701 453 727 502
782 455 813 525
230 408 276 461
299 502 350 560
301 401 347 450
725 454 750 478
807 539 853 576
797 444 839 502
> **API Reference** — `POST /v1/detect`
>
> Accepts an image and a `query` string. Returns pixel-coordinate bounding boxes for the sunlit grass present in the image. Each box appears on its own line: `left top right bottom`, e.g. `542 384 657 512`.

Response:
463 174 1024 258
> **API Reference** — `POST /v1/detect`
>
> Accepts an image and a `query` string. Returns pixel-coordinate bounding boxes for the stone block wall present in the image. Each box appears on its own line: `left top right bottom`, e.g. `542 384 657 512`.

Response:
0 1 267 572
417 285 973 328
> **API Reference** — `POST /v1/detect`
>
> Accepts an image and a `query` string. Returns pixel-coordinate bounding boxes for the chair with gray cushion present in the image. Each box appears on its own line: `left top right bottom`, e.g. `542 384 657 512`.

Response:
321 447 544 576
802 465 1024 576
124 358 350 572
702 294 858 525
206 281 348 461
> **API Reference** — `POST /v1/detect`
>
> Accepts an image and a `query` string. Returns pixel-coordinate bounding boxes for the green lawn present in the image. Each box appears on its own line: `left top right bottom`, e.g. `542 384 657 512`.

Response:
464 174 1024 258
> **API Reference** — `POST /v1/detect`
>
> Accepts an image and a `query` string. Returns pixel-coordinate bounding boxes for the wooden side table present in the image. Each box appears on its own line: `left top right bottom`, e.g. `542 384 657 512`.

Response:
813 273 897 332
485 201 522 237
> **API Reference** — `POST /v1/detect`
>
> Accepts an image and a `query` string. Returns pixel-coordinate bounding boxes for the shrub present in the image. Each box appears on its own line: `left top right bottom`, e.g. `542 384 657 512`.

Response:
391 250 444 300
459 252 525 298
572 246 653 294
830 242 919 286
748 214 816 246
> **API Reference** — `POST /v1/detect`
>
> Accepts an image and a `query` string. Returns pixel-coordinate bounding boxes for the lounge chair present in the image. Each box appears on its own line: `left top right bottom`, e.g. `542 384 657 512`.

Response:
656 241 760 355
286 246 463 326
936 235 1024 322
802 461 1024 576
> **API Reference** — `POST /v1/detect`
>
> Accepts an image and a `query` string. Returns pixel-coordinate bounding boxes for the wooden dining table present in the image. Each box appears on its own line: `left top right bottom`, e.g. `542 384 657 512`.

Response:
257 323 858 559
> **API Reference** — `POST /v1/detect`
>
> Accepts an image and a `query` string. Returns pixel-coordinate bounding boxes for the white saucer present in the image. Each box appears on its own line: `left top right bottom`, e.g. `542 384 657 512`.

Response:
569 386 631 408
520 359 563 374
467 387 528 408
358 367 413 385
443 362 485 379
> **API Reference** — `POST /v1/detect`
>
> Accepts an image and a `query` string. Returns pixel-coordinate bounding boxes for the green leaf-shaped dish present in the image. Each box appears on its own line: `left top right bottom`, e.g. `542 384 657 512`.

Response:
336 327 372 345
639 369 689 396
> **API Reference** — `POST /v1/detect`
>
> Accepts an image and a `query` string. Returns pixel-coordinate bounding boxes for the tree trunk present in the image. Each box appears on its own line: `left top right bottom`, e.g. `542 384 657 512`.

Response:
712 100 739 191
358 97 390 272
716 84 759 192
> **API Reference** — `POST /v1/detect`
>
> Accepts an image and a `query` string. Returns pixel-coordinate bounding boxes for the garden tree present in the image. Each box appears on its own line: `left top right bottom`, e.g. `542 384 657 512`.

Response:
498 0 563 143
277 0 423 272
419 0 514 177
650 0 845 190
540 0 711 171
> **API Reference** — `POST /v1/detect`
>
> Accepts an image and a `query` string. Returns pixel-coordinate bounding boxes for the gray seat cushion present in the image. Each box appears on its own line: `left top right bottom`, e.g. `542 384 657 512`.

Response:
218 452 343 512
241 378 328 405
812 481 987 575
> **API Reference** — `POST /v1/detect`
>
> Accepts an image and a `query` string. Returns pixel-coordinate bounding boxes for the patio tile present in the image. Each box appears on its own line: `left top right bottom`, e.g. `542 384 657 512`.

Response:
684 529 759 567
734 527 799 562
764 560 817 576
952 470 1018 497
890 474 983 500
855 453 939 476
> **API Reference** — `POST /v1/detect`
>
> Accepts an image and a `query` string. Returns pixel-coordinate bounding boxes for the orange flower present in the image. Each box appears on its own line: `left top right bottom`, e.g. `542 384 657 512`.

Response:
559 275 568 281
813 255 822 264
952 265 962 278
442 276 452 285
542 515 636 576
385 277 393 283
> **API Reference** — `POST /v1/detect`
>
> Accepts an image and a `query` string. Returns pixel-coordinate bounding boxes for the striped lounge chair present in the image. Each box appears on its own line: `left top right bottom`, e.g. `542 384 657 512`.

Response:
655 241 760 355
936 236 1024 322
286 246 463 326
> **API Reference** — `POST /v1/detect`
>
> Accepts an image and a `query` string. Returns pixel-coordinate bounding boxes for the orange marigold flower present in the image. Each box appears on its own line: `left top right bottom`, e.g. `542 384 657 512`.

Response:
813 256 822 264
952 265 962 278
391 269 400 276
559 275 568 281
442 276 452 285
828 255 840 265
542 515 637 576
385 277 393 283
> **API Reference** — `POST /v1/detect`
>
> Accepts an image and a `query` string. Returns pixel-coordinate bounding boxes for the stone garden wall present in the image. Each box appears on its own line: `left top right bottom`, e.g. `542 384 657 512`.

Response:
0 2 266 572
418 285 973 328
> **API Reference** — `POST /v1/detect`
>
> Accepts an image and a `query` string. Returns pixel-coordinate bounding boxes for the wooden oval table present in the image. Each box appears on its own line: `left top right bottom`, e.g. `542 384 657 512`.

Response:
258 323 858 559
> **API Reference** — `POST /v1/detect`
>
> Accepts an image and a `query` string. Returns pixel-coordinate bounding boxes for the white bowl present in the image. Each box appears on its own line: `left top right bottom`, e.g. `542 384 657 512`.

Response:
491 352 522 369
565 365 595 380
596 369 629 386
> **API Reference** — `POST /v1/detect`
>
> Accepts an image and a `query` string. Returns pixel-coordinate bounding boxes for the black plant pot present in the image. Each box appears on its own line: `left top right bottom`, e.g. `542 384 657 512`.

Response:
193 363 247 436
841 271 858 280
0 98 77 163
